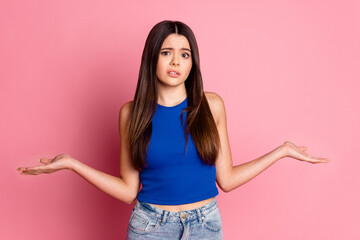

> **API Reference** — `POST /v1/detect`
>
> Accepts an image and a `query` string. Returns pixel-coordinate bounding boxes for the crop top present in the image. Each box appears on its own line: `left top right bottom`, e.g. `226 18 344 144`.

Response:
136 97 219 205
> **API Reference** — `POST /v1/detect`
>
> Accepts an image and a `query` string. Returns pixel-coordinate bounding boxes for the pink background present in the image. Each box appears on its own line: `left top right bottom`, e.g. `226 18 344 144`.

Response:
1 0 359 239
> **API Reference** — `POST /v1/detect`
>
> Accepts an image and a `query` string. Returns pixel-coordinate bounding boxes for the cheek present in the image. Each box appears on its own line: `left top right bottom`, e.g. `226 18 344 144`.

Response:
156 62 164 77
183 66 192 80
157 59 166 71
186 62 193 74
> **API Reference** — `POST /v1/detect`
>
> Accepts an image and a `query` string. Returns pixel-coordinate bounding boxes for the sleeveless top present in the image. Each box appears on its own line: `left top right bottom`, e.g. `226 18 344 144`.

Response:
136 97 219 205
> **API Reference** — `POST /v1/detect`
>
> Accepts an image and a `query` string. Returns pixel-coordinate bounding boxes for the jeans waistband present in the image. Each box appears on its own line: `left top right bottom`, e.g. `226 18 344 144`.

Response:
135 198 218 225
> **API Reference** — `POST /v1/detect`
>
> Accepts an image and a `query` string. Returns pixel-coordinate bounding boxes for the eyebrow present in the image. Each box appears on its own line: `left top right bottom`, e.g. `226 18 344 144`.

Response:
160 47 191 52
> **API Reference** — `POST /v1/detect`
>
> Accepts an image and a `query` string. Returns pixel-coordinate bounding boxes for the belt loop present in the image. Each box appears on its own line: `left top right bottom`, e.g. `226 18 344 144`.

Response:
196 208 202 223
160 210 169 225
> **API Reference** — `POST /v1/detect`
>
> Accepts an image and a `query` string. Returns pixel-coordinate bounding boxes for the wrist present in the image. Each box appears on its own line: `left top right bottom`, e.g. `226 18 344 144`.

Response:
276 143 289 159
67 158 79 171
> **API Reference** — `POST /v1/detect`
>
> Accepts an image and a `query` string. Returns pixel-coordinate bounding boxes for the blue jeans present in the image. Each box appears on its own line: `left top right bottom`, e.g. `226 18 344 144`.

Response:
126 198 223 240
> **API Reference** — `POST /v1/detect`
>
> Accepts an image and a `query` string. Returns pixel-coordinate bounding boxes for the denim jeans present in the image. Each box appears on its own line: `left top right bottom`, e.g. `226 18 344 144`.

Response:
126 198 223 240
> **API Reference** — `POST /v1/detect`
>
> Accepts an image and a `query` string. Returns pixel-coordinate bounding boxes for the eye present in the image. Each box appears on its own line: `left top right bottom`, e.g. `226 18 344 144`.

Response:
161 51 170 56
182 53 190 58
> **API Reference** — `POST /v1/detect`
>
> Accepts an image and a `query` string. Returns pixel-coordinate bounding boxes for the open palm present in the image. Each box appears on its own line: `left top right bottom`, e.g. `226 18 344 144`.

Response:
17 154 74 175
282 141 329 164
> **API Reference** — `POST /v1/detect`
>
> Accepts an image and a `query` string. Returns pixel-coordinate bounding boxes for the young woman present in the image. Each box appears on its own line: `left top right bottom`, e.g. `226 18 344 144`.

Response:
17 20 329 239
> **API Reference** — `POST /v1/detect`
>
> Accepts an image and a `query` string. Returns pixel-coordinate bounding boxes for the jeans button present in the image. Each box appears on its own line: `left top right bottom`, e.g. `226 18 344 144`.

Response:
181 213 186 219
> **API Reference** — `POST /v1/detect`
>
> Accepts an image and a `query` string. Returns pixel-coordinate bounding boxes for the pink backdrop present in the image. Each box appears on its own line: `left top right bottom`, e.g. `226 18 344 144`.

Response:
1 0 359 239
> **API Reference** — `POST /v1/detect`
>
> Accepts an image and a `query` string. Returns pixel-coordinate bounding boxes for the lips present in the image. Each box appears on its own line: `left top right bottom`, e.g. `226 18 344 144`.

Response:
167 69 180 77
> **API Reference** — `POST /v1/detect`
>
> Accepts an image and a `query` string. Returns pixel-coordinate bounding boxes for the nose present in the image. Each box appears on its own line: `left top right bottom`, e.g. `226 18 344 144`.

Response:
170 55 180 66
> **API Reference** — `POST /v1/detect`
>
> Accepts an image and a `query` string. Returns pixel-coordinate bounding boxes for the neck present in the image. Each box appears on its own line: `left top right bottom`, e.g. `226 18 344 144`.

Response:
157 83 187 107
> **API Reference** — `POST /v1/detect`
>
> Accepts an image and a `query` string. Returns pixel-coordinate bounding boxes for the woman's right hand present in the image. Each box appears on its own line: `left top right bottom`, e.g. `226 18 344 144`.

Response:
17 154 75 175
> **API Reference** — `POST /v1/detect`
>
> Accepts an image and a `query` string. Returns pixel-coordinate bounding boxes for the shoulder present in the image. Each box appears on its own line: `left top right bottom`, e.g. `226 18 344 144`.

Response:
204 92 226 125
120 100 133 115
118 100 133 133
204 92 224 107
119 100 133 119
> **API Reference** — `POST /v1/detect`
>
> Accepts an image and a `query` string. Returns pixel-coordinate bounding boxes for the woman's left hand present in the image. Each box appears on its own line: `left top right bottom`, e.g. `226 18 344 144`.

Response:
281 141 330 164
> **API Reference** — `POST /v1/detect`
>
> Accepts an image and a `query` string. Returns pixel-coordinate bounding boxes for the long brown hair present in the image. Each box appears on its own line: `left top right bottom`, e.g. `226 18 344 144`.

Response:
129 20 220 171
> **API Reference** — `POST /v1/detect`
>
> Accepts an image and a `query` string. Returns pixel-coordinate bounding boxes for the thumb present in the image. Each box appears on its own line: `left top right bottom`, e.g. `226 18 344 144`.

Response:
39 158 52 164
298 146 307 152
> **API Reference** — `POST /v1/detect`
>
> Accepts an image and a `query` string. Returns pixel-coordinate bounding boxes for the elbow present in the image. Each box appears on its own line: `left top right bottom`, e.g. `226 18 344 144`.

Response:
122 197 136 205
119 180 139 204
124 198 136 205
220 185 233 193
219 181 248 193
217 181 234 193
123 193 137 205
118 187 138 205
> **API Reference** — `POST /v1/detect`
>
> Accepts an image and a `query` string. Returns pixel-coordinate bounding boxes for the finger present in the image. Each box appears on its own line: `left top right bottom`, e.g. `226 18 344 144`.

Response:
298 146 307 152
315 157 330 163
21 165 49 175
305 156 330 164
39 158 52 164
17 167 33 175
20 171 38 175
16 167 35 172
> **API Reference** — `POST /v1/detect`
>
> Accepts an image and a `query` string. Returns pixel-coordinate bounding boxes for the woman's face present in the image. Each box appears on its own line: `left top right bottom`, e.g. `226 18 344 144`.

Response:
156 34 192 88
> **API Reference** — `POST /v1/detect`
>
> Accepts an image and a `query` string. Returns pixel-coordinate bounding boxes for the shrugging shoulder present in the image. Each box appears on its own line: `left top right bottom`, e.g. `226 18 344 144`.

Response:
204 92 234 192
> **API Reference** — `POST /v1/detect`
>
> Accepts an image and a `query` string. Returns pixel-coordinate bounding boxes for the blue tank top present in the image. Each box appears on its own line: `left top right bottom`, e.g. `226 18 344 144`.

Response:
136 97 219 205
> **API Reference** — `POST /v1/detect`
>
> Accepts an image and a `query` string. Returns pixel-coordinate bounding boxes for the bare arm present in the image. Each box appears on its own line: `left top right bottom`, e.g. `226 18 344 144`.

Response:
205 92 330 193
17 101 140 204
219 144 284 192
69 158 139 204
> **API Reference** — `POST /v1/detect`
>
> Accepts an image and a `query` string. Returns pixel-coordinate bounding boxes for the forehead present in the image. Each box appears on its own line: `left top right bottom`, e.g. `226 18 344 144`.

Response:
161 34 191 50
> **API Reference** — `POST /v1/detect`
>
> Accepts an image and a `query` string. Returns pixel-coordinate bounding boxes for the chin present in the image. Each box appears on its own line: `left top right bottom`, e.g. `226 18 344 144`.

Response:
157 79 186 87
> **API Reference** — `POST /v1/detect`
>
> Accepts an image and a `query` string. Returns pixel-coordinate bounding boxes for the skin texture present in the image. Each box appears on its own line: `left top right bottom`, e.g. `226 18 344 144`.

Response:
17 34 330 211
156 34 192 107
